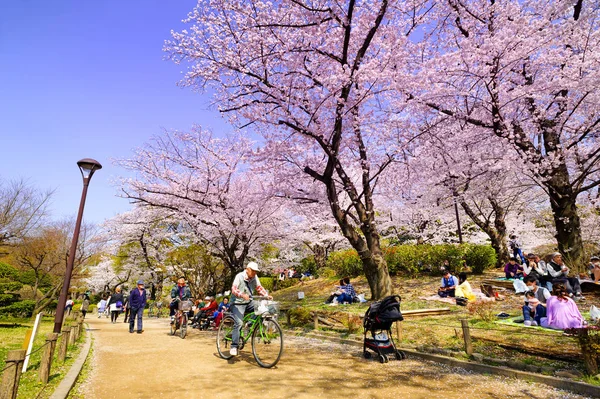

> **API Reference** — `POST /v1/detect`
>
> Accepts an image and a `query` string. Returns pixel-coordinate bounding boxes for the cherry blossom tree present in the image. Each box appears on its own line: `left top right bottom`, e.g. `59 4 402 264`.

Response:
412 1 600 269
164 0 434 298
117 128 287 282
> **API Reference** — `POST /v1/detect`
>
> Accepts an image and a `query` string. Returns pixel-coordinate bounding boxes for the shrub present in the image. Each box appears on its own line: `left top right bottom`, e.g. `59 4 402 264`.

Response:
326 249 362 277
259 277 275 293
274 278 300 291
463 244 497 274
0 300 35 318
288 306 312 327
384 244 496 276
318 267 337 278
467 301 496 322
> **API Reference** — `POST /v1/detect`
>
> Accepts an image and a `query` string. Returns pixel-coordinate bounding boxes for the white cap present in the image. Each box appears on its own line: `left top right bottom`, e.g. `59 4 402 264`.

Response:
247 261 260 271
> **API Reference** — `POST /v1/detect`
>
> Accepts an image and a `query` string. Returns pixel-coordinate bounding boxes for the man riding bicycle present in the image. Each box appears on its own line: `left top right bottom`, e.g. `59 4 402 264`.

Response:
229 261 272 356
170 276 191 324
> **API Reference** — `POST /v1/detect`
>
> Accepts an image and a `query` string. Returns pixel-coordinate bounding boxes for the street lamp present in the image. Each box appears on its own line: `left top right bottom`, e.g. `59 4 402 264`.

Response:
53 158 102 333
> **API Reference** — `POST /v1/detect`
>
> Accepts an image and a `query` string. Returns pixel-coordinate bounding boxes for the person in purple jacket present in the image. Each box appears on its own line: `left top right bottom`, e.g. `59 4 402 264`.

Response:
504 257 524 279
128 280 148 334
542 283 585 330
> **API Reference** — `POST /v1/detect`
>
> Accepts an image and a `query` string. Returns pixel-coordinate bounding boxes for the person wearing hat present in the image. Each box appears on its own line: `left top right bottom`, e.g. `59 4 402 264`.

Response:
128 280 148 334
228 262 272 356
503 256 524 279
170 277 191 324
547 252 584 300
589 256 600 283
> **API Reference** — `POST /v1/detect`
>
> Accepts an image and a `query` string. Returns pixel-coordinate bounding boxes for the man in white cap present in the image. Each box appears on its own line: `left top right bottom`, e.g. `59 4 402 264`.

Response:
228 261 272 356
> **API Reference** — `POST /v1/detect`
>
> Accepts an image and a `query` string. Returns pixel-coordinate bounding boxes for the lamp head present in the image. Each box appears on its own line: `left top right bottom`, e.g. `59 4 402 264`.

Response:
77 158 102 180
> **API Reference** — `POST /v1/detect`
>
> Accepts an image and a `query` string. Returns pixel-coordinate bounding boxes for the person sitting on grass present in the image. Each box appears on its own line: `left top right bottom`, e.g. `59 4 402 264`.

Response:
504 256 524 279
542 283 585 330
589 256 600 283
546 252 584 300
522 291 546 326
325 279 346 304
454 272 475 303
438 270 458 298
336 277 357 304
523 275 550 304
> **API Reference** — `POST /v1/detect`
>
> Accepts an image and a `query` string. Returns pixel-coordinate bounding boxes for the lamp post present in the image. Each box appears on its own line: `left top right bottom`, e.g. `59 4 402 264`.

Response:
53 158 102 334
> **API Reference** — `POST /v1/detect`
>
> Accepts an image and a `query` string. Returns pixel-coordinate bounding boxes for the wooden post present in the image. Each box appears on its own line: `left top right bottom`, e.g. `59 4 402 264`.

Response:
395 321 402 343
58 327 70 363
460 319 473 356
77 317 84 337
313 313 319 330
285 310 291 326
0 350 26 399
69 325 77 346
38 333 58 383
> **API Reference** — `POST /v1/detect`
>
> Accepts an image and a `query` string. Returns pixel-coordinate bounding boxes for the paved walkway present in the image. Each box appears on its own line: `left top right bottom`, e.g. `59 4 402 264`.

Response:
81 316 589 399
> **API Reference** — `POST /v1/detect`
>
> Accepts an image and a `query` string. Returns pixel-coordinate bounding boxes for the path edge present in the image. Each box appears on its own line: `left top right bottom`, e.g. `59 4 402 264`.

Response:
292 330 600 398
49 323 92 399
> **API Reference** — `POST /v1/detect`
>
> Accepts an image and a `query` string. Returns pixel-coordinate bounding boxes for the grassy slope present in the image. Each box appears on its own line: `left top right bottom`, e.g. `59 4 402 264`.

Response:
273 271 596 379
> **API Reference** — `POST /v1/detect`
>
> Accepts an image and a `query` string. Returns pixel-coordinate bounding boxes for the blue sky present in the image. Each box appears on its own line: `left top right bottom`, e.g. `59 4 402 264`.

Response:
0 0 229 224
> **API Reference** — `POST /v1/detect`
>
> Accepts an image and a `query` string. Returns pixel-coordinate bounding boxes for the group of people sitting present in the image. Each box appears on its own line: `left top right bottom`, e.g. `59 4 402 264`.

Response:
190 296 231 330
325 277 360 304
504 252 584 301
437 270 475 305
521 276 585 329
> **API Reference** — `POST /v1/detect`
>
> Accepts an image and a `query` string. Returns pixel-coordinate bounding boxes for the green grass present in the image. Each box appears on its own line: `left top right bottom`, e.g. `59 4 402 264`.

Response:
0 315 86 399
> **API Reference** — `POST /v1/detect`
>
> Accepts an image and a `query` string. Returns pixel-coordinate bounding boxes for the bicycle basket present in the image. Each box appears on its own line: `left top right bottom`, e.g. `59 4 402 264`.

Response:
254 300 279 316
178 300 193 312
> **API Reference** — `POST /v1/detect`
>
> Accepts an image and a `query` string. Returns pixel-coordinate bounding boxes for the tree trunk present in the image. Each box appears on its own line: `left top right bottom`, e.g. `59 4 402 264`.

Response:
360 248 393 300
548 186 584 271
489 232 509 268
460 198 508 268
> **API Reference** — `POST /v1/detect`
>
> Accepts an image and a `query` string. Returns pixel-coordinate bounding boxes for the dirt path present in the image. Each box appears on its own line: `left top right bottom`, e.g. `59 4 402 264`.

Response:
81 316 589 399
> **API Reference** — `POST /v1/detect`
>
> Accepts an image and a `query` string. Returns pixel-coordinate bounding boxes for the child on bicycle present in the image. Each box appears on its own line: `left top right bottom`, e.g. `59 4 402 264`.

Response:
229 262 272 356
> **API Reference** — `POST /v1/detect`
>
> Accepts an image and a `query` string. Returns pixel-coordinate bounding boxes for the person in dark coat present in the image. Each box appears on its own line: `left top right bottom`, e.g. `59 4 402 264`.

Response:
108 287 124 323
129 280 148 334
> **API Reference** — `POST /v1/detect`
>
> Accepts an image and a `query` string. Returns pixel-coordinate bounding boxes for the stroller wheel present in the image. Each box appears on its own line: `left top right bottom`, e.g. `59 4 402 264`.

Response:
363 351 372 359
378 354 387 364
395 350 406 360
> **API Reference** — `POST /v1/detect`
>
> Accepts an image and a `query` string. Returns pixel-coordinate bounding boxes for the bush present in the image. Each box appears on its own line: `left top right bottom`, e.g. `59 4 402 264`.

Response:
326 249 362 277
463 244 497 274
288 306 312 327
318 267 337 278
384 244 496 276
274 278 300 291
0 300 35 318
259 277 275 293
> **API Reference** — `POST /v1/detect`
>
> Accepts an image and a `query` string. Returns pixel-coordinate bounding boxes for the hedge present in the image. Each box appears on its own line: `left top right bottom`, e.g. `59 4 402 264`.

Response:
323 244 496 277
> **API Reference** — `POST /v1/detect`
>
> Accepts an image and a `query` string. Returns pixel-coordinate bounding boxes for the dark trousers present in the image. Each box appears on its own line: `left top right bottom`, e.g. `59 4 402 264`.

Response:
552 277 581 295
170 301 178 317
123 307 131 322
111 310 119 323
523 304 547 325
129 307 143 332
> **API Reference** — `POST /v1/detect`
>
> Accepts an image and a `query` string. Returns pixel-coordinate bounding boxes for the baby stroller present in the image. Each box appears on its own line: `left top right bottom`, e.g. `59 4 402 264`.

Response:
363 295 406 363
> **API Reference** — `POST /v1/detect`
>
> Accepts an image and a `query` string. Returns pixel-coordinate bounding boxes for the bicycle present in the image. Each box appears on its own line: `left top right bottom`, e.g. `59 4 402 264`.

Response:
170 299 193 339
216 296 283 368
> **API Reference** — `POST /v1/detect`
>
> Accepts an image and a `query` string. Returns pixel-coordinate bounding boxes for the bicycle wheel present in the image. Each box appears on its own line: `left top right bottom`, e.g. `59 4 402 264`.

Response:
216 316 235 359
251 318 283 368
180 315 187 339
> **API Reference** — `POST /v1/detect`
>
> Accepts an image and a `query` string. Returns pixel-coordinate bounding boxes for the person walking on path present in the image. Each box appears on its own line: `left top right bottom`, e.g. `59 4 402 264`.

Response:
81 296 90 319
108 287 124 323
129 280 147 334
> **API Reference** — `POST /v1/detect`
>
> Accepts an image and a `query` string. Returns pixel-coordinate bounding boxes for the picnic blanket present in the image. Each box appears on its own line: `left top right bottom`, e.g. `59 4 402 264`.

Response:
419 289 495 304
